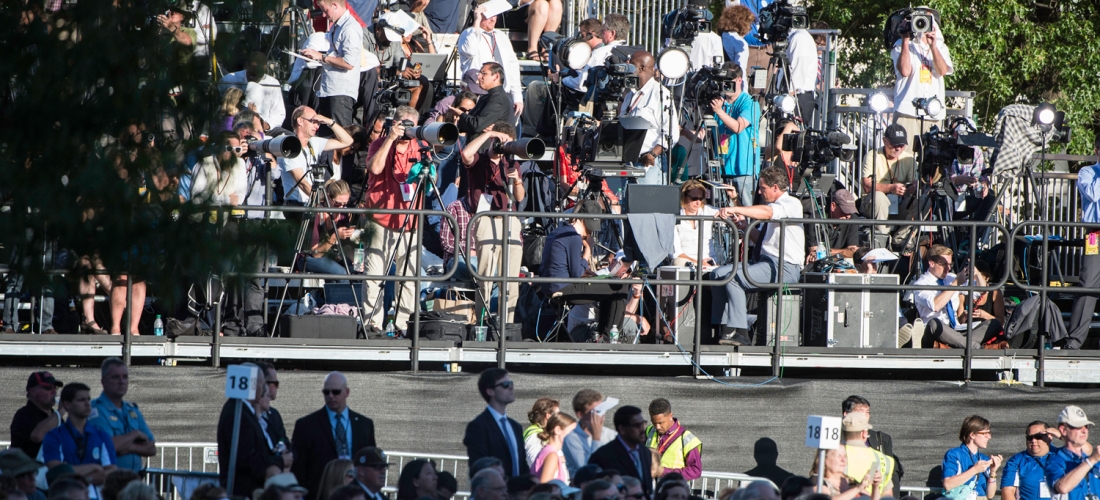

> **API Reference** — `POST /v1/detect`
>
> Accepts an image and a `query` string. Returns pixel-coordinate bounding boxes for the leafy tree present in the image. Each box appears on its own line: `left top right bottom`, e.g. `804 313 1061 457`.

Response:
809 0 1100 154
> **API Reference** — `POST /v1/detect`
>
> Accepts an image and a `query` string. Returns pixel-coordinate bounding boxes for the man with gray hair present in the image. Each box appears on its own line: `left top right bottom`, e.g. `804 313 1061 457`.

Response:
733 480 780 500
88 358 156 472
292 372 377 500
471 469 507 500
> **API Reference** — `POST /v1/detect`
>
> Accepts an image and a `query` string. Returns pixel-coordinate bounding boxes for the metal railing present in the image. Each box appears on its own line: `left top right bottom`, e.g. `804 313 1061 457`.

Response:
465 210 740 376
741 217 1011 382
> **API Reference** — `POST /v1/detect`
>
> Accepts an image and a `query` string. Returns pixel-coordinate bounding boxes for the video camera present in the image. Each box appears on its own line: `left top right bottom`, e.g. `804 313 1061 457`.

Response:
914 118 996 182
757 0 807 45
663 0 712 46
585 63 639 119
884 7 939 49
782 128 852 167
685 65 739 104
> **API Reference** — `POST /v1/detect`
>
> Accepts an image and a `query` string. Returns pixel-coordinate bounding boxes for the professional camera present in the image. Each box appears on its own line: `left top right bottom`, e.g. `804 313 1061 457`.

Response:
757 0 807 45
884 7 937 49
385 118 415 133
374 84 415 118
586 63 639 119
404 122 459 146
246 135 302 159
912 118 995 181
663 0 712 46
685 65 738 104
491 138 546 160
782 128 851 166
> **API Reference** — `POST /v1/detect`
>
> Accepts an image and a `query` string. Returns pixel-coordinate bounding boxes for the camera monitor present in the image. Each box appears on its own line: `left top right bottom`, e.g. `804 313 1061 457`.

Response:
587 116 652 168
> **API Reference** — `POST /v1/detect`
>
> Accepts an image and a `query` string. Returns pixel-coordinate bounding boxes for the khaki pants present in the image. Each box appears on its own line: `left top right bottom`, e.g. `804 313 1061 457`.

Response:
363 219 420 330
474 215 523 323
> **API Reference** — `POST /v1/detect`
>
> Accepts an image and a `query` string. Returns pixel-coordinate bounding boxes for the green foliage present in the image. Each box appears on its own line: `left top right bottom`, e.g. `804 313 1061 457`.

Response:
808 0 1100 154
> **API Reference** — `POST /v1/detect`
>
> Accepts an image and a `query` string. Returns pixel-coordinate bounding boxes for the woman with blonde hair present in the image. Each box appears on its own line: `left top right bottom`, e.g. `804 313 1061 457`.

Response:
316 459 355 500
214 87 244 133
808 447 882 500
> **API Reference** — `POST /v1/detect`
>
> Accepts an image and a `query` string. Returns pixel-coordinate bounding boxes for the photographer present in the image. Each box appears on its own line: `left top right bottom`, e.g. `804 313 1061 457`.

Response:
564 14 637 94
458 4 523 116
154 5 194 54
300 0 364 128
710 63 760 205
892 14 953 153
305 180 357 278
716 5 754 77
913 245 996 349
663 0 723 71
776 24 820 127
460 122 526 323
619 50 679 186
189 131 245 207
278 106 354 214
453 63 514 141
362 105 424 334
860 124 916 247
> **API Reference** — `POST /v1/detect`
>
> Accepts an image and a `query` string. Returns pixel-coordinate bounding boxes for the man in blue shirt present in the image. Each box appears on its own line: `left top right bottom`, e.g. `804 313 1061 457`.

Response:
88 357 155 472
712 63 760 206
1047 406 1100 500
1002 421 1058 500
41 383 118 487
1066 136 1100 349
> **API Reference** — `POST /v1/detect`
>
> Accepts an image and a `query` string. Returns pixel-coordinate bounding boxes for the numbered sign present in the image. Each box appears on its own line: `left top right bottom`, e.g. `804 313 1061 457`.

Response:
805 415 842 449
225 364 259 400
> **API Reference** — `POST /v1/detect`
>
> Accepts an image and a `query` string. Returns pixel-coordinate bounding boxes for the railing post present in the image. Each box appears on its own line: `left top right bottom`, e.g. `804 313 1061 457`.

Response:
1038 221 1050 387
962 225 976 382
693 215 705 376
772 221 785 378
412 212 423 372
497 214 510 370
124 270 133 366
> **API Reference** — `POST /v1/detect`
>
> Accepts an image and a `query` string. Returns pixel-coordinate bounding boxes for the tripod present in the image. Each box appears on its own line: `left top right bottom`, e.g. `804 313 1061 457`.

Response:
269 168 366 336
267 6 314 82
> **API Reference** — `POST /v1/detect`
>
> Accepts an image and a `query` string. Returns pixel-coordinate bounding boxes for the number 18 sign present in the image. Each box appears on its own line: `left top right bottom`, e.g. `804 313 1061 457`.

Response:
225 364 259 400
805 415 842 450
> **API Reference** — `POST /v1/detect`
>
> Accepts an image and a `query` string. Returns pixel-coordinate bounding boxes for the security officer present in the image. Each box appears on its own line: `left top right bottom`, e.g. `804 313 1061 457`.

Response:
89 357 156 472
1001 421 1058 500
645 398 702 480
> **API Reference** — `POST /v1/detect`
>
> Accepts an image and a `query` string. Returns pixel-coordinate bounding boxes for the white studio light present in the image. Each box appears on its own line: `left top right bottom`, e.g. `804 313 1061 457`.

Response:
1037 107 1056 125
914 96 943 117
560 39 593 71
867 92 891 113
773 94 797 114
657 47 691 80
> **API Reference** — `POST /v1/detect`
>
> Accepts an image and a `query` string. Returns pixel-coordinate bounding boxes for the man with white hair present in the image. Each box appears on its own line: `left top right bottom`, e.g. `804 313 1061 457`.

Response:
292 372 377 500
470 469 508 500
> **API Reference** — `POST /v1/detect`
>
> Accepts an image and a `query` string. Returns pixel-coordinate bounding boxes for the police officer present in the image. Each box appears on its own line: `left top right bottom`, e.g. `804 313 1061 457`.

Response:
89 357 156 472
1001 421 1058 500
645 398 702 481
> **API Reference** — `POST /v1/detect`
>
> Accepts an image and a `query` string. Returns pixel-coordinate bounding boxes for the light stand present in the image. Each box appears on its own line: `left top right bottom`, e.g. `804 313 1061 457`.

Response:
865 91 890 249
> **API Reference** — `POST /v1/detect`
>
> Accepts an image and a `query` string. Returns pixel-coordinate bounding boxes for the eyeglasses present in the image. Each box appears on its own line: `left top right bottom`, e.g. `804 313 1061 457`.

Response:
596 495 620 500
494 380 514 389
1026 433 1050 441
624 494 645 500
458 106 474 113
1066 424 1093 430
888 143 906 149
322 389 343 396
580 31 595 40
332 201 347 208
267 380 279 388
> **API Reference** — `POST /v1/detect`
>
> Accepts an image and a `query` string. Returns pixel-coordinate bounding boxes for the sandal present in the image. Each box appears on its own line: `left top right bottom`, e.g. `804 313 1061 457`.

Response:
525 50 546 62
81 322 108 335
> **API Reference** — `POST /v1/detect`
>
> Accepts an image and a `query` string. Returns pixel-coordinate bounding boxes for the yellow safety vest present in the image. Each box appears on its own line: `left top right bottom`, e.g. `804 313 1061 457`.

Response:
645 425 702 470
523 424 542 441
844 444 895 495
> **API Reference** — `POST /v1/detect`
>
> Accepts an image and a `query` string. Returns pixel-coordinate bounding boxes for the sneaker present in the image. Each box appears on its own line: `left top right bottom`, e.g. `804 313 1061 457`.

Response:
718 331 753 346
41 329 58 335
911 318 925 349
897 323 913 347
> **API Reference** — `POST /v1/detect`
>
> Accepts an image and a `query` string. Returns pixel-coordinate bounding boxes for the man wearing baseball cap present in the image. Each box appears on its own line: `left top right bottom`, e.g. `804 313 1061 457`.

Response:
352 447 392 500
808 189 865 263
1047 406 1100 500
860 123 918 246
842 412 894 496
9 371 64 459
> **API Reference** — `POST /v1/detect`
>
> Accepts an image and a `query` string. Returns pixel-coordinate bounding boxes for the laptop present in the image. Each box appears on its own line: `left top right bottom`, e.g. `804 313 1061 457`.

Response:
323 283 364 306
410 53 450 82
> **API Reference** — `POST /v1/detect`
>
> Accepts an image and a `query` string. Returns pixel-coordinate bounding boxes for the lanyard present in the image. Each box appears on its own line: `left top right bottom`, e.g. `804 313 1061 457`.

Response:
64 421 90 462
483 32 497 57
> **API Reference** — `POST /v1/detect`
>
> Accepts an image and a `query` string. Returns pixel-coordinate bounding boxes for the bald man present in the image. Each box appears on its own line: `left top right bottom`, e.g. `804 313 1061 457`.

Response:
292 372 376 500
619 50 679 186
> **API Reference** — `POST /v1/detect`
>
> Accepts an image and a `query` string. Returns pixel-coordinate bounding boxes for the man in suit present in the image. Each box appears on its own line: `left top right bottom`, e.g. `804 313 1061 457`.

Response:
463 368 529 478
842 395 902 498
352 447 392 500
257 363 288 447
292 372 377 500
588 406 653 496
217 363 288 498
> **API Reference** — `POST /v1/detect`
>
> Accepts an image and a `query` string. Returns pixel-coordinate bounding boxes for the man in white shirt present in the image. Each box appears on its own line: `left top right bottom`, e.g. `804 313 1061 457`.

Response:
776 27 819 127
219 52 287 131
618 50 679 185
913 245 997 348
457 4 524 117
563 14 634 94
278 106 354 210
190 0 216 58
711 166 804 345
892 18 953 154
301 0 363 128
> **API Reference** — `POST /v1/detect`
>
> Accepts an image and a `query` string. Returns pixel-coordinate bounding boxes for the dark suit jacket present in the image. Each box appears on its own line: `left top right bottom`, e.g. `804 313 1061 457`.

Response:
291 408 376 500
457 85 514 139
462 409 529 477
217 399 282 498
589 438 653 496
264 407 288 447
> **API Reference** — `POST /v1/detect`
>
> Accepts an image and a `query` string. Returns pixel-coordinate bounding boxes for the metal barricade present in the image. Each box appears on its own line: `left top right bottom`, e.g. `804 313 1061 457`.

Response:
145 468 220 500
688 472 775 497
465 210 740 376
740 217 1010 382
382 451 472 499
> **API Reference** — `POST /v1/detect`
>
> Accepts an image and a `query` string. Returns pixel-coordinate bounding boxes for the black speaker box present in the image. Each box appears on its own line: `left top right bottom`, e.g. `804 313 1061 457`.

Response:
278 314 358 339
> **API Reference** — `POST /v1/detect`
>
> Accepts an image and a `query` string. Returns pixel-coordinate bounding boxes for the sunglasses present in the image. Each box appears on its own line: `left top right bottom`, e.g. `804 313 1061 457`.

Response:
224 145 245 154
322 389 343 396
624 494 645 500
1026 433 1049 441
268 380 279 387
494 380 514 389
596 496 619 500
686 194 705 201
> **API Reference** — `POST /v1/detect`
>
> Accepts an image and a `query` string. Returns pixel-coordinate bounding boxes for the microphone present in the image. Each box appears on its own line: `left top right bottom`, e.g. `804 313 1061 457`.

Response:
826 130 851 147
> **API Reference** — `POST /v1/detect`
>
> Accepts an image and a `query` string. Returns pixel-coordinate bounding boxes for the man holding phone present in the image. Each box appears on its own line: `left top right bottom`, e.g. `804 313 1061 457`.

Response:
89 357 156 472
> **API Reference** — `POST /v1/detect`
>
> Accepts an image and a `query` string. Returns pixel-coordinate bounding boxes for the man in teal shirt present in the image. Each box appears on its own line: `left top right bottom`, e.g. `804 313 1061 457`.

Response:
712 63 761 206
88 357 156 471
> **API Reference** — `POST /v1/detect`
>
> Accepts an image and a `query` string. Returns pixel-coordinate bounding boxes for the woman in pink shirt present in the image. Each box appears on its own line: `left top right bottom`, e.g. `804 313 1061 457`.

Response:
533 413 577 483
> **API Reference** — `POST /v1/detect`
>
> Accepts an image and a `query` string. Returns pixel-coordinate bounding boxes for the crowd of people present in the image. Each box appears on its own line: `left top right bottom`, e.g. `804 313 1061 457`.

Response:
3 0 1096 351
6 365 1100 500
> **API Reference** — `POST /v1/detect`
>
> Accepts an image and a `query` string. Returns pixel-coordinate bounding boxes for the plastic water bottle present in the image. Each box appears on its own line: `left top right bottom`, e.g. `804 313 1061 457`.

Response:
353 243 365 273
816 242 827 261
300 293 314 313
609 325 620 344
153 315 164 337
385 320 397 338
386 307 396 325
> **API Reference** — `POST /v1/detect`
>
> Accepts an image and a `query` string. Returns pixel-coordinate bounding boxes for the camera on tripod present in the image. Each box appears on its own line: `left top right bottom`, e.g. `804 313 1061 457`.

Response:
663 0 712 45
757 0 807 45
686 65 738 104
245 135 302 159
586 63 639 119
782 128 852 167
490 137 546 160
913 118 996 195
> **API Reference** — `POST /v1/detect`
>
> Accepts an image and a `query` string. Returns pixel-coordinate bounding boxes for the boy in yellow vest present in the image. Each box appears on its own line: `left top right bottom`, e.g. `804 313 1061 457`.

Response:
842 412 894 496
645 398 703 480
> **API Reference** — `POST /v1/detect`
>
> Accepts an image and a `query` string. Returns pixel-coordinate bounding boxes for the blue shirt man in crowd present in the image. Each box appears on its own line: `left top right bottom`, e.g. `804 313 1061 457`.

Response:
88 357 156 472
1047 406 1100 500
42 383 118 487
1001 421 1058 500
1066 138 1100 349
711 63 760 206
